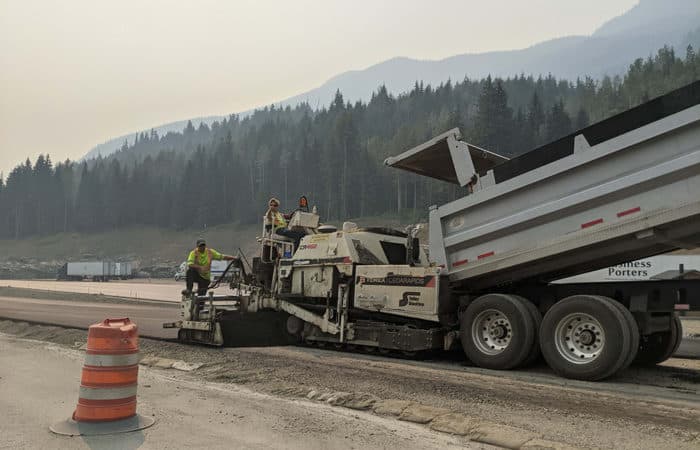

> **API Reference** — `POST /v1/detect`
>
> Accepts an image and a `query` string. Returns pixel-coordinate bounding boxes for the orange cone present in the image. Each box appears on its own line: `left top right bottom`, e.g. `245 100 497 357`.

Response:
50 318 155 436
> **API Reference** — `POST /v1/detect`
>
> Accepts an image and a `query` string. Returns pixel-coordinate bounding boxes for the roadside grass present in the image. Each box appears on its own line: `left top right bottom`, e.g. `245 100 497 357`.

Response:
0 223 259 267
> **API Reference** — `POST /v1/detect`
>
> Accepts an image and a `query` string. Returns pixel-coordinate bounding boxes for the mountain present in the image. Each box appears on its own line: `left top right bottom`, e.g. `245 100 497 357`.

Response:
81 115 224 161
83 0 700 161
276 0 700 112
594 0 700 37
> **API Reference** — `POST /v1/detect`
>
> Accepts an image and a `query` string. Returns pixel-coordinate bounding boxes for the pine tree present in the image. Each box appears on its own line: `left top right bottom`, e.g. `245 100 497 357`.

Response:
526 92 545 147
471 77 516 155
545 99 573 142
575 108 590 130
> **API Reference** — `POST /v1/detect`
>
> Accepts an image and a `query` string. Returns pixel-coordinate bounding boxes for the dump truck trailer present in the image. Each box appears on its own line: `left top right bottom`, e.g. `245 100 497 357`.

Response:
165 81 700 381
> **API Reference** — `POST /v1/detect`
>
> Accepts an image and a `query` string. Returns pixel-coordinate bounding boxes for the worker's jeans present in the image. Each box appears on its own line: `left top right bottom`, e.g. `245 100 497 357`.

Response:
275 227 306 250
186 267 210 296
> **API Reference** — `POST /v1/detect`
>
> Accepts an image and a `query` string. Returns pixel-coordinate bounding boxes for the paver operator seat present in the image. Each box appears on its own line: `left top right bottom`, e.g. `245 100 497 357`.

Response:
260 196 321 263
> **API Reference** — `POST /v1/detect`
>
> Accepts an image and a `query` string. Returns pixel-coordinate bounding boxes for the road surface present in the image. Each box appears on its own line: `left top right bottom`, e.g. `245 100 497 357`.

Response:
0 295 179 339
0 279 188 302
678 338 700 358
1 290 700 448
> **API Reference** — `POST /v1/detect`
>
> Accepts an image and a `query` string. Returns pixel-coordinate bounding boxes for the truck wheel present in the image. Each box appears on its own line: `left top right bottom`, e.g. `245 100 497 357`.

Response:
540 295 631 381
513 295 542 367
634 314 682 366
604 297 639 371
461 294 536 370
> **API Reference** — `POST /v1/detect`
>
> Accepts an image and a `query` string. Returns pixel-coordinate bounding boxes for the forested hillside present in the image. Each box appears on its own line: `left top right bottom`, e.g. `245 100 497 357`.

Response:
1 45 698 240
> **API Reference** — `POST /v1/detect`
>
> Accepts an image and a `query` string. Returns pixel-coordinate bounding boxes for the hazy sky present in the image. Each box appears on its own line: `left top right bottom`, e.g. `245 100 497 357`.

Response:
0 0 638 176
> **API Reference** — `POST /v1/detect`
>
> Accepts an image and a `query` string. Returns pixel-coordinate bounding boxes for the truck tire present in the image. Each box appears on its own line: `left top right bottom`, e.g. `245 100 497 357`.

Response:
513 295 542 367
460 294 536 370
604 297 639 371
540 295 631 381
634 314 682 366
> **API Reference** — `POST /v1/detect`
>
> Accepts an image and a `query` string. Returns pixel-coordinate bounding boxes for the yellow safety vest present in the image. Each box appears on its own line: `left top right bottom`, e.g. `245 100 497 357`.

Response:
187 248 222 280
272 211 287 228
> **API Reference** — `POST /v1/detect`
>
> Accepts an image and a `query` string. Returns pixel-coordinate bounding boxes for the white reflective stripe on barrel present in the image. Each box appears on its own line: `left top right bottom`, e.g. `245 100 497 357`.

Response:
83 353 140 367
79 385 137 400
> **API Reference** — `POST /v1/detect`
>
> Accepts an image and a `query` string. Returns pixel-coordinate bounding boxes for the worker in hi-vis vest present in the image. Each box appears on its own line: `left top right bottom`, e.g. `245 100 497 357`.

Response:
185 238 236 295
265 197 306 250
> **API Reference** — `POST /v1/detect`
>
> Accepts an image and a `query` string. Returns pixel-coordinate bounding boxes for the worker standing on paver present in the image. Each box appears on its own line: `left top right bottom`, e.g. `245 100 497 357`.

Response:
185 238 236 295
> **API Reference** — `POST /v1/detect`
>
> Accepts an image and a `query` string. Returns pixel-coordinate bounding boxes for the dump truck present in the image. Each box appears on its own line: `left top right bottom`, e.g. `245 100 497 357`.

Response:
165 81 700 381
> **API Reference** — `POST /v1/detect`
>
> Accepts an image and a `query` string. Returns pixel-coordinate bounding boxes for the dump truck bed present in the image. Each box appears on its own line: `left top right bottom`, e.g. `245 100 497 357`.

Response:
387 81 700 291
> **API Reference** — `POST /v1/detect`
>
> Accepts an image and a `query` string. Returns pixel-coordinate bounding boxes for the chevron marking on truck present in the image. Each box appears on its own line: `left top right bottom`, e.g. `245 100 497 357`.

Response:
617 207 641 218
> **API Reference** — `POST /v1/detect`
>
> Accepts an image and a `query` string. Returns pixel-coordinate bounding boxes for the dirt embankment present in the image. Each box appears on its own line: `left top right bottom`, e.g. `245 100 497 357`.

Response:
0 258 59 279
0 224 258 279
0 216 417 280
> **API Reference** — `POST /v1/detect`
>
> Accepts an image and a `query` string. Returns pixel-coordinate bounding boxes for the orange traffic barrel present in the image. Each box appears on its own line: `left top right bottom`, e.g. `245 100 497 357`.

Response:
74 318 139 422
50 317 155 436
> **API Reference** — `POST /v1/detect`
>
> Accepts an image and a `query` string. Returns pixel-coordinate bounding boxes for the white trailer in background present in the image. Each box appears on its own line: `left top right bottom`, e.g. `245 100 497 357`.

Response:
114 262 133 279
167 81 700 381
58 261 133 281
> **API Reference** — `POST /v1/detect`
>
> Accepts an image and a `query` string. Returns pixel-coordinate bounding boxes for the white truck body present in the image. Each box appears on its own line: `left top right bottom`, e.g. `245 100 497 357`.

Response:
555 254 700 283
387 85 700 291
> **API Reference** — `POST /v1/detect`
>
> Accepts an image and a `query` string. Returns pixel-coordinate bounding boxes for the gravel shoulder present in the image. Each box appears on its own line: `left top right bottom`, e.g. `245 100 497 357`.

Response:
1 320 699 450
1 333 483 450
